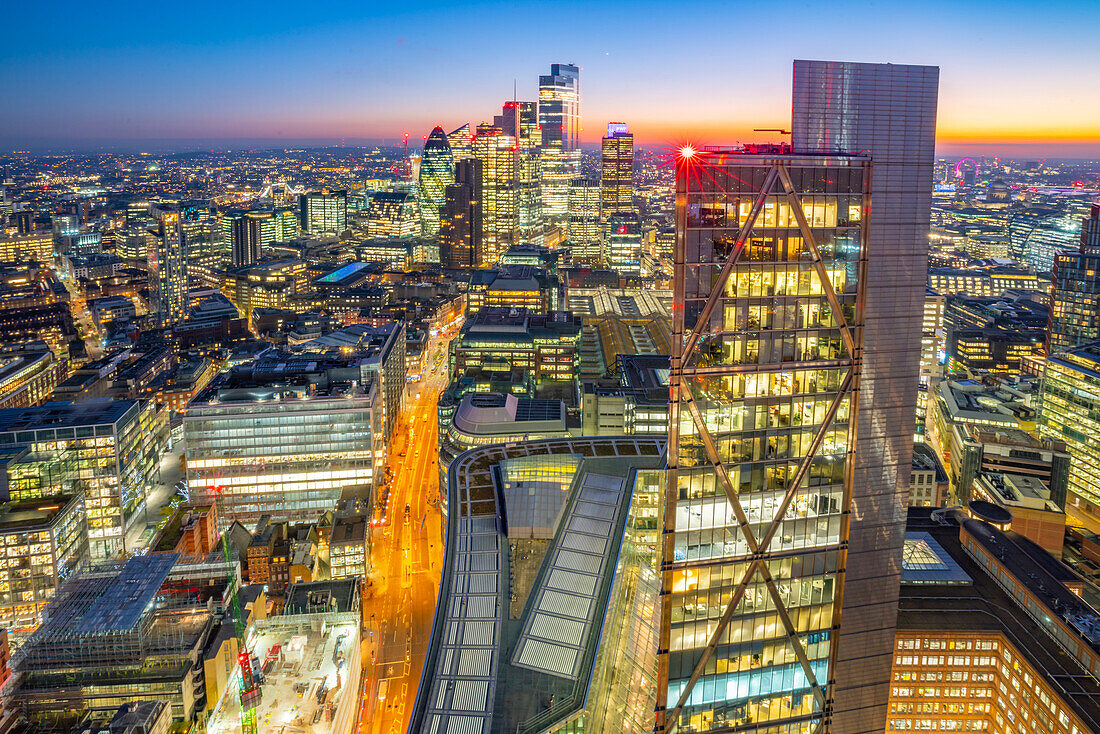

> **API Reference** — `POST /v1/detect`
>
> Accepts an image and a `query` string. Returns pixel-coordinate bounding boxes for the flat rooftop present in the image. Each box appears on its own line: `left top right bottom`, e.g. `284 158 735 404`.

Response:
0 494 78 532
901 510 1100 729
0 398 137 433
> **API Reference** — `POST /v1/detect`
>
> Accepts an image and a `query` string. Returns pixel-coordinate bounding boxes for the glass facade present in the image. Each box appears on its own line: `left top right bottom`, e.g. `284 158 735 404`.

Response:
418 126 455 237
567 177 601 266
472 124 518 266
1037 346 1100 512
185 387 383 527
538 64 581 222
663 151 869 733
300 189 348 234
0 400 162 560
601 124 634 217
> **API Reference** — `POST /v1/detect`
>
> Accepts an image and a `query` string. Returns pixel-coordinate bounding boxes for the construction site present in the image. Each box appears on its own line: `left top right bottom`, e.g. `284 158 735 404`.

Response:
4 552 243 726
206 580 362 734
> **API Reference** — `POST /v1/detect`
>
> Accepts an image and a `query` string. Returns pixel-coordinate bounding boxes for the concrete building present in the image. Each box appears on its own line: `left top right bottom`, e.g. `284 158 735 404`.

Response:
891 509 1100 733
909 442 948 507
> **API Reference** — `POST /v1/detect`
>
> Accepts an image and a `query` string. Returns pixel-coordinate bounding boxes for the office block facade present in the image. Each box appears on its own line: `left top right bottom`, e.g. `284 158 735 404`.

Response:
472 124 518 266
0 399 163 561
149 205 189 327
1038 343 1100 514
1050 205 1100 353
300 189 348 234
601 122 634 217
660 60 938 734
440 158 483 270
538 63 581 221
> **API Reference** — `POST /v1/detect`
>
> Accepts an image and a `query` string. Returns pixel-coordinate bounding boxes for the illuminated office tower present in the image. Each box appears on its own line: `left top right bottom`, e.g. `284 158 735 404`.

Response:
605 213 642 274
567 176 602 266
448 123 473 162
148 204 189 327
300 189 348 234
496 101 542 243
601 122 634 216
1049 204 1100 352
660 60 938 734
440 159 483 269
538 63 581 221
418 126 454 237
366 191 421 239
472 123 518 266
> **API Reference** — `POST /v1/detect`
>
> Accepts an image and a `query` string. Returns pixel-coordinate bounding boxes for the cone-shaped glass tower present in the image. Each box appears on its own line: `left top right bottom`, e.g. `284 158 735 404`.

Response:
418 126 454 236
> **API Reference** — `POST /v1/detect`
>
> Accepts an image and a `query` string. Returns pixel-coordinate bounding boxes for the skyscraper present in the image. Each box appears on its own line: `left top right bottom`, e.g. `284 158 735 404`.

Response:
495 101 542 243
601 122 634 217
1049 204 1100 352
418 126 454 237
440 158 483 270
660 60 938 734
604 212 642 274
567 176 601 266
149 204 189 326
447 123 472 162
538 63 581 221
299 189 348 234
472 123 517 266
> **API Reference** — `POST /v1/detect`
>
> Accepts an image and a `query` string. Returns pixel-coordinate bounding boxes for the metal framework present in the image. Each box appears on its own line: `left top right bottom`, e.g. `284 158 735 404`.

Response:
659 153 867 734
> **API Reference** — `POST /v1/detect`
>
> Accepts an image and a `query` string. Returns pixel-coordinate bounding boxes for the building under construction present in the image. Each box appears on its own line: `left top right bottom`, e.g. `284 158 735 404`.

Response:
5 551 246 727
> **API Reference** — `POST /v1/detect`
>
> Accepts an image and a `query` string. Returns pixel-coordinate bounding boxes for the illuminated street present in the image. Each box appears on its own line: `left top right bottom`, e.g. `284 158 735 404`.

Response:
357 324 457 734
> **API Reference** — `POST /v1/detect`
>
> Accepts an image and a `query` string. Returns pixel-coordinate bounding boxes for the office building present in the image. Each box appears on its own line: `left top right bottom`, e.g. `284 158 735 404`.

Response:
538 63 581 221
0 398 162 560
185 352 385 527
1038 342 1100 514
417 125 455 236
567 176 602 266
890 510 1100 734
908 442 948 507
660 60 938 733
496 101 542 243
366 191 421 239
0 232 53 263
0 348 62 409
300 189 348 234
928 266 1045 298
472 123 518 266
148 204 188 327
447 123 472 162
410 436 665 734
449 307 580 382
1050 204 1100 353
601 122 634 216
440 158 483 269
0 495 87 631
604 213 643 273
465 265 561 315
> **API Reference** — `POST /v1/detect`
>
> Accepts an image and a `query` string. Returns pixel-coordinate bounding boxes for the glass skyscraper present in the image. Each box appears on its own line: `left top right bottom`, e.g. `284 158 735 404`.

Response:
1049 204 1100 353
149 204 189 327
418 126 455 237
538 63 581 222
299 188 348 234
472 123 518 266
601 122 634 217
660 60 938 734
496 101 542 244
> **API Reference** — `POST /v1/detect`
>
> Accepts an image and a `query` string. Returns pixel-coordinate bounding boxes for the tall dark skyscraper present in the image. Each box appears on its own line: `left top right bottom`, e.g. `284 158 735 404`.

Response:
440 158 482 269
418 126 454 237
601 121 634 217
660 60 938 734
538 63 581 221
1050 204 1100 353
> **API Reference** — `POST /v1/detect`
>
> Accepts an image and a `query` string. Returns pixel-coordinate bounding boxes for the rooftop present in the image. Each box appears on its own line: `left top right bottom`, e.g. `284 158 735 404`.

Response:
0 397 137 434
410 436 665 734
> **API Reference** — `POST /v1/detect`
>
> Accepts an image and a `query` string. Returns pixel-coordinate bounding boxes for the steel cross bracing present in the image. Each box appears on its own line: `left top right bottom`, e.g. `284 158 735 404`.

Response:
659 161 863 734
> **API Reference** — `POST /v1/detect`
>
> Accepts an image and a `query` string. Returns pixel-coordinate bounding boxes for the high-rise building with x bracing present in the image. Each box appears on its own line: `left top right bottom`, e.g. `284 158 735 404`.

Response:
660 60 938 734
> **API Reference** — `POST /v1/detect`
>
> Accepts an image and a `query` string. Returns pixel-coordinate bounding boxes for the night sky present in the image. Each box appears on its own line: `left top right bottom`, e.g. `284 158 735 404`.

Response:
3 0 1099 156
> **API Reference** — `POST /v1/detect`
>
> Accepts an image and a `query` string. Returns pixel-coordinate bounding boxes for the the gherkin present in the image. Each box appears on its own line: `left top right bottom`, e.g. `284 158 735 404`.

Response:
418 126 454 236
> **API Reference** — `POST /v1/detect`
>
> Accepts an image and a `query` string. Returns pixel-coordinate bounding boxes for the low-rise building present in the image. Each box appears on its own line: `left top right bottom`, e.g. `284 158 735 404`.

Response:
909 442 948 507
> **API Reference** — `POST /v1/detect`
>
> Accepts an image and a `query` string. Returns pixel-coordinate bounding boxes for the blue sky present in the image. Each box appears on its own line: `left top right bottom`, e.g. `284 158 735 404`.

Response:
2 0 1099 155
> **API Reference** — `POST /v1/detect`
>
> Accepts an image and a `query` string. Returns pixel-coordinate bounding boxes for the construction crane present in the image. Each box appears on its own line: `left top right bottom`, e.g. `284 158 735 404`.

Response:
218 487 262 734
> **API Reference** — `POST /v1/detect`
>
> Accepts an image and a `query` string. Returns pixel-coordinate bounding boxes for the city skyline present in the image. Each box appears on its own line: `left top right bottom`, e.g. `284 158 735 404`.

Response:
2 0 1100 157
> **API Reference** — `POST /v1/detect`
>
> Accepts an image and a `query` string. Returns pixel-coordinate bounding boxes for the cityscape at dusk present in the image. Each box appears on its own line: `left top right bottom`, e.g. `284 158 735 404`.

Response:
2 3 1100 734
3 1 1100 155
